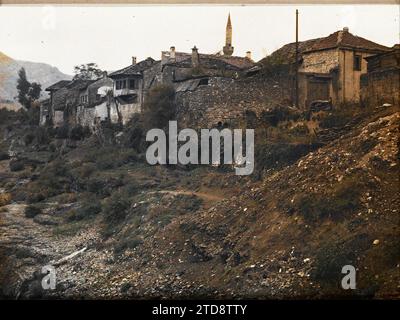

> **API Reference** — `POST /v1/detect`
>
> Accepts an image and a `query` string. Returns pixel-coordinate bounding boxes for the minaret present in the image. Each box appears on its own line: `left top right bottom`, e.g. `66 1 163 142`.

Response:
223 13 234 56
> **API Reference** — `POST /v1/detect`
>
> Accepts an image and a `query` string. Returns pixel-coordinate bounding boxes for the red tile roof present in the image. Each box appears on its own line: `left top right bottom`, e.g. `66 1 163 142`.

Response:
304 29 390 53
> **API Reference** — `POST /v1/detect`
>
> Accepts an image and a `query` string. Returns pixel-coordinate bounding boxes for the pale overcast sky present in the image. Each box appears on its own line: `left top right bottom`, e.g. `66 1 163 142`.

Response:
0 5 398 74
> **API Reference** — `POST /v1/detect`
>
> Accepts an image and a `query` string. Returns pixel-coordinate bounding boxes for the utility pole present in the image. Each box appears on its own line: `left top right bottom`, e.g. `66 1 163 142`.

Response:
295 9 299 108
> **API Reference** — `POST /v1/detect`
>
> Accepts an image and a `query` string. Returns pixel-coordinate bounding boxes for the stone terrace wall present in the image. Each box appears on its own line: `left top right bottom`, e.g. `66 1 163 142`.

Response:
175 68 292 128
360 68 400 107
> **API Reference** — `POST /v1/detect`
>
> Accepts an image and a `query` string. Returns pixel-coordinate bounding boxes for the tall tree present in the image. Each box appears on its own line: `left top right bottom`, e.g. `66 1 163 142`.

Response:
73 63 104 80
16 67 41 110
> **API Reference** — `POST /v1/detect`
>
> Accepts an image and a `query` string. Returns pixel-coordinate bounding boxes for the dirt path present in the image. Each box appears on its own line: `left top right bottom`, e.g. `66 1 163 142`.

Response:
148 189 226 208
0 201 103 298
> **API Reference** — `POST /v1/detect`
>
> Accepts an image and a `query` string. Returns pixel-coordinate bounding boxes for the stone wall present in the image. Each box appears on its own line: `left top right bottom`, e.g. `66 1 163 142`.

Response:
175 68 292 129
300 49 339 74
360 67 400 107
53 110 64 127
110 103 141 125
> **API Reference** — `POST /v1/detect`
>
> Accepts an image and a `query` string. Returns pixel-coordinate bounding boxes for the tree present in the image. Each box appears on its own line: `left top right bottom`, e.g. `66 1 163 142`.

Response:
16 68 41 110
142 84 176 131
73 63 104 80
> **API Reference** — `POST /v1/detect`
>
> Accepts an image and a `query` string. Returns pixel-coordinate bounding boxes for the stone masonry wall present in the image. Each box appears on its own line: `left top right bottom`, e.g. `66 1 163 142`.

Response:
175 69 292 129
300 49 339 74
360 68 400 107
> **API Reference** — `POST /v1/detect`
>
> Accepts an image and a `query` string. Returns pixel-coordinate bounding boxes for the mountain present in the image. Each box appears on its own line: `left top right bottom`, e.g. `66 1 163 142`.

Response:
0 51 71 103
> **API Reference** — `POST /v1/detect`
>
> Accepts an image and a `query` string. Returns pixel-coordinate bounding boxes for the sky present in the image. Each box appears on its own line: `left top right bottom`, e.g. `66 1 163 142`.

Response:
0 5 398 75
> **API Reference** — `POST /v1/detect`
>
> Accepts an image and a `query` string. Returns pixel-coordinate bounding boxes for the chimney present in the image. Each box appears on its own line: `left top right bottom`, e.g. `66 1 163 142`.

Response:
170 46 176 59
246 51 252 60
343 27 349 32
132 56 137 65
192 46 199 68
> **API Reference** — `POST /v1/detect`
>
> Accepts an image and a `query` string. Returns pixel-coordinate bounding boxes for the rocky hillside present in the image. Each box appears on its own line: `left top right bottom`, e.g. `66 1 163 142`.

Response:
0 51 71 102
0 105 398 299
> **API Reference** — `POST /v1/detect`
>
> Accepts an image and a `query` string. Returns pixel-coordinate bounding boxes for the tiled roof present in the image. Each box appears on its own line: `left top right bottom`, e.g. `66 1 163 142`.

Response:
304 29 390 53
259 38 322 65
109 58 157 78
166 53 255 71
45 80 72 91
66 79 96 90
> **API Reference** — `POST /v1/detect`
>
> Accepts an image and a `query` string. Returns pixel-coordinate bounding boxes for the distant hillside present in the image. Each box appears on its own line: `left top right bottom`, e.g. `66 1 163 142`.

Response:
0 51 71 103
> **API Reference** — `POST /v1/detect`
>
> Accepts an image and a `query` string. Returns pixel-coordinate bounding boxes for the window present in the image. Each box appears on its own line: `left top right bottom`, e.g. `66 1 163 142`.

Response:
129 79 136 89
354 54 362 71
116 80 127 90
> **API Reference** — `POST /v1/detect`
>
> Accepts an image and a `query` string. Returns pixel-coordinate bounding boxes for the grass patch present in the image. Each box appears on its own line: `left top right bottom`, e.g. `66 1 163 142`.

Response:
293 175 364 223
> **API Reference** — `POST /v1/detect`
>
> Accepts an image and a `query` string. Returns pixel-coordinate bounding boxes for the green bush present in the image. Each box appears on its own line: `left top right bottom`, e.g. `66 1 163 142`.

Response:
294 176 362 223
24 205 42 218
34 126 51 145
0 151 9 161
319 108 355 129
56 125 69 139
102 191 131 224
24 133 35 145
255 142 321 173
67 200 102 221
142 84 176 130
260 106 302 127
9 159 25 172
69 125 90 141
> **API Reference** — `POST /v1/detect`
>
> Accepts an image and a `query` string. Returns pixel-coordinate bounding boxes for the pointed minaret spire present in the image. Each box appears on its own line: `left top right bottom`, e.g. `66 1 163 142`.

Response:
223 13 234 56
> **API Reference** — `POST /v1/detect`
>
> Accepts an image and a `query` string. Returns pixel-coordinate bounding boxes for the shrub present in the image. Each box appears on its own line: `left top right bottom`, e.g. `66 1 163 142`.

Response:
114 237 143 255
67 200 102 221
0 151 9 161
102 191 131 224
312 234 371 287
255 142 320 173
319 108 355 129
34 126 51 145
260 106 302 127
122 114 146 152
293 176 363 223
9 159 25 172
142 84 176 130
24 133 35 145
24 205 42 218
95 149 138 170
56 124 69 139
289 124 309 136
69 125 90 141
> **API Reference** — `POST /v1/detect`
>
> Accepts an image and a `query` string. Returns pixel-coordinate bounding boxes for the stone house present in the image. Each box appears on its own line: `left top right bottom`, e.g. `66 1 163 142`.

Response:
360 45 400 107
108 57 159 124
160 46 255 87
297 27 390 109
54 79 96 127
75 74 114 127
39 98 51 126
44 80 72 126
